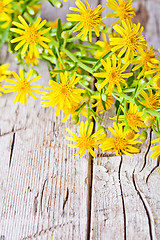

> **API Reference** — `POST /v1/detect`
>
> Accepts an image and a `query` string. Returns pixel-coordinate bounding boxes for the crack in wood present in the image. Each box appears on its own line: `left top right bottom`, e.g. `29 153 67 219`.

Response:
63 187 69 211
87 150 93 240
97 153 116 158
146 156 160 184
9 130 15 168
140 128 152 172
21 221 74 239
40 179 47 214
132 169 155 240
0 127 25 137
33 192 39 217
118 156 127 240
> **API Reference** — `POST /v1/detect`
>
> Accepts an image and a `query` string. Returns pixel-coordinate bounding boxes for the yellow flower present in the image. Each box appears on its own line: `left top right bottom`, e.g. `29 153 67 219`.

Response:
114 102 145 132
110 20 146 63
41 72 85 116
93 54 132 93
106 0 136 26
0 0 13 28
94 33 112 59
24 51 40 66
91 94 114 114
10 16 51 57
66 121 106 157
67 0 105 42
140 89 160 110
100 122 141 156
151 138 160 159
4 68 43 106
132 45 158 79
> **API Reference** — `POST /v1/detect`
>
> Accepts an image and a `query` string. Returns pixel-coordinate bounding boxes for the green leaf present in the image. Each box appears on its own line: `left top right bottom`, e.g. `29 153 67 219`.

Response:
56 18 62 40
47 0 55 7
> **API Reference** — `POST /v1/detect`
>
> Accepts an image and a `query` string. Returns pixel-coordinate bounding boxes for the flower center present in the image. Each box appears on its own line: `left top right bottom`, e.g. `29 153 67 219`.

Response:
124 32 138 50
118 3 130 19
114 136 128 152
146 96 160 109
17 80 30 93
78 136 94 150
127 113 141 126
81 10 98 27
60 85 72 96
108 68 121 83
24 26 39 44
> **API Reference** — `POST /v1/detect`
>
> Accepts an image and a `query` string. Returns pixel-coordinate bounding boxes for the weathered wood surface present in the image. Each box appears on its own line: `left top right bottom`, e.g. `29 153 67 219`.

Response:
0 0 160 240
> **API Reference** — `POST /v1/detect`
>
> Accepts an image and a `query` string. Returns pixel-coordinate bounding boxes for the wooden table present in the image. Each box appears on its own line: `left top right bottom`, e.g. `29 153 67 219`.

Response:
0 0 160 239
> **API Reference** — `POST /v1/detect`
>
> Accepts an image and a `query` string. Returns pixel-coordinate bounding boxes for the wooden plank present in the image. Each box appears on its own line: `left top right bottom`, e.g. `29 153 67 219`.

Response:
0 2 104 239
0 58 90 240
91 1 160 239
91 117 160 239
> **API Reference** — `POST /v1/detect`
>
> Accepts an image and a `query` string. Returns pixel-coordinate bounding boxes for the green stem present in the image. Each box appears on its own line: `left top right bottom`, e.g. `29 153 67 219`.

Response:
92 114 101 127
124 99 128 126
68 23 80 35
134 78 153 98
152 125 160 138
79 81 95 94
76 43 102 50
51 38 93 74
86 103 90 134
55 47 65 68
90 108 104 122
55 57 60 82
62 48 93 74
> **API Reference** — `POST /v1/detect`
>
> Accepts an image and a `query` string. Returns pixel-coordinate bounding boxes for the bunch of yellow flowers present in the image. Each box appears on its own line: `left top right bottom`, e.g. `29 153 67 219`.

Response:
0 0 160 159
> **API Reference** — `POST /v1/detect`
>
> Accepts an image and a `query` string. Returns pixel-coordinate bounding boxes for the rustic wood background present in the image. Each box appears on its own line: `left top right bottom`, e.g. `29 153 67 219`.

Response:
0 0 160 239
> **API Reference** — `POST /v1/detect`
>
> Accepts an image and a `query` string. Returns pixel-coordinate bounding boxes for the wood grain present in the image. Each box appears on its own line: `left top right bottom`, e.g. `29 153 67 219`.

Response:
0 55 90 239
0 0 160 240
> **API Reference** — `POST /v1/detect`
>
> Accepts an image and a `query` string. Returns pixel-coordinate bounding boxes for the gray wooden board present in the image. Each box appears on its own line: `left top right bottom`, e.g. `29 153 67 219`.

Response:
0 0 160 239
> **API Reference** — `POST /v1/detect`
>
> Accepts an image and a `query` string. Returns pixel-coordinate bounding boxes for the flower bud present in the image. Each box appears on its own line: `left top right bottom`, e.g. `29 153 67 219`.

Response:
125 129 135 140
140 130 147 142
71 114 79 125
27 6 35 15
61 31 69 39
51 0 63 8
143 113 155 127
